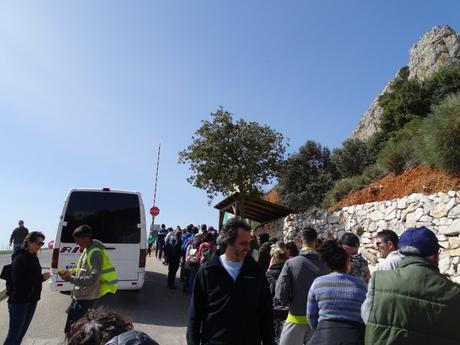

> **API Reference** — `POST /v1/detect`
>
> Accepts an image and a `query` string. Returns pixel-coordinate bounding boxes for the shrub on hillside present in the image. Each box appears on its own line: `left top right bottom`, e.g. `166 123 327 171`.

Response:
321 176 365 209
378 138 418 174
365 131 389 163
389 117 424 142
424 65 460 106
320 163 385 208
378 77 431 135
416 93 460 173
361 163 386 182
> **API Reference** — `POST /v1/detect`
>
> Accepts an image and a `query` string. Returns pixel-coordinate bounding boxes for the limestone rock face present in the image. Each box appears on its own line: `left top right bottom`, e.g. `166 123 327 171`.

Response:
409 26 460 80
350 26 460 141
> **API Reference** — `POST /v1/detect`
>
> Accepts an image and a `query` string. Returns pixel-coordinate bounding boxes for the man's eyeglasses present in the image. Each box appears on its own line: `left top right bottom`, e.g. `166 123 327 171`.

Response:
37 241 45 247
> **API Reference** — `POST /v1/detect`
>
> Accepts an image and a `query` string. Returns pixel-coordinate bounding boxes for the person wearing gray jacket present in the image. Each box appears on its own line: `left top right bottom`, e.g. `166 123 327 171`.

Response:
275 228 329 345
59 225 106 333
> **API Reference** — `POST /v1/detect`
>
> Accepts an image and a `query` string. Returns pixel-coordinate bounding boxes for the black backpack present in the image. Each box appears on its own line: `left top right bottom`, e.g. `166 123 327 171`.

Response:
0 264 12 295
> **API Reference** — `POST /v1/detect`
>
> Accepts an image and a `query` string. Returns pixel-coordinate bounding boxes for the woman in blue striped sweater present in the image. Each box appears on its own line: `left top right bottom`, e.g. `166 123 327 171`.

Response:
306 240 367 345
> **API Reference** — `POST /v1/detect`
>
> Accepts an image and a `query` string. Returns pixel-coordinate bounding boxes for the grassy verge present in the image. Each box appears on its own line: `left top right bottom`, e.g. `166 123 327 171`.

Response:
0 250 12 255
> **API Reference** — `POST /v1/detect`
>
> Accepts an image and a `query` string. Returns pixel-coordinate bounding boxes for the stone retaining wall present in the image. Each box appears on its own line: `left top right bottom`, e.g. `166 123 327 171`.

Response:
255 191 460 283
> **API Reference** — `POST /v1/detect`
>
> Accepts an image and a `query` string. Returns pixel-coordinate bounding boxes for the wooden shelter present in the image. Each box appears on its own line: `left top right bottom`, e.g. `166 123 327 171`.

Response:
214 192 297 230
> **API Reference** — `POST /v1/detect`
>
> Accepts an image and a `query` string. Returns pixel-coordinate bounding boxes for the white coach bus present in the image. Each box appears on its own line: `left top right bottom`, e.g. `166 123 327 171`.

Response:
50 188 147 292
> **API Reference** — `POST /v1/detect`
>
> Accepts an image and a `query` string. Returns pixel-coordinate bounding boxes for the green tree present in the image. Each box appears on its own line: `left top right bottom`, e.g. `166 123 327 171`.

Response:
278 140 338 210
332 138 372 178
378 77 431 135
178 107 287 218
365 130 389 163
416 93 460 173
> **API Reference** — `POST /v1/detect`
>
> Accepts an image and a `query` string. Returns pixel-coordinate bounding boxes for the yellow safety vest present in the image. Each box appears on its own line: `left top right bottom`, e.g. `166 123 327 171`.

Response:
76 246 118 296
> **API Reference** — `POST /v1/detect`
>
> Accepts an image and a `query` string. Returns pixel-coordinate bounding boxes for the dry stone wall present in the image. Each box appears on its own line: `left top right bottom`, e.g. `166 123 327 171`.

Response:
255 190 460 283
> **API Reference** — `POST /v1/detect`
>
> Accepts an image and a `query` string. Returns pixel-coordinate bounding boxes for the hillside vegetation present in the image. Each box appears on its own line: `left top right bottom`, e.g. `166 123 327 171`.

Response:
275 65 460 211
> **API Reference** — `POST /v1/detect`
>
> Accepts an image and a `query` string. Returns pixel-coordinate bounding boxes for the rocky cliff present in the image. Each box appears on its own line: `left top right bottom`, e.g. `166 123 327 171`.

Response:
350 25 460 141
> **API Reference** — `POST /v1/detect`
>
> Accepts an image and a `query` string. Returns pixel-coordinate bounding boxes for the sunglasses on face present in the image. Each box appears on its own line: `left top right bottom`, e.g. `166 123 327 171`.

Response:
36 241 45 247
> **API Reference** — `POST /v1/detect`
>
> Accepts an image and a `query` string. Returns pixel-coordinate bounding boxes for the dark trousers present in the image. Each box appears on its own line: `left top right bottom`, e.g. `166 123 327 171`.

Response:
167 261 180 288
180 255 188 283
307 320 365 345
64 299 96 333
4 302 37 345
156 240 165 259
147 243 153 256
185 264 199 294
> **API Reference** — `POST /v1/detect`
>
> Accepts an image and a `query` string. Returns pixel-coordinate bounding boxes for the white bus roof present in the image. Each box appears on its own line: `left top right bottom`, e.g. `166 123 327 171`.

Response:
67 188 141 195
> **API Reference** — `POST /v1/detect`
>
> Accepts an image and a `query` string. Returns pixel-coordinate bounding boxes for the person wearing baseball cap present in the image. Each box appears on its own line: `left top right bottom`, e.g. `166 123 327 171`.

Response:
362 226 460 344
340 233 371 283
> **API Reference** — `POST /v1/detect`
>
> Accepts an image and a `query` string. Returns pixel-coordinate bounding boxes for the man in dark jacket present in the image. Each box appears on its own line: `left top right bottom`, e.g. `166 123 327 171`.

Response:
166 231 183 289
156 224 168 260
187 218 274 345
275 228 329 345
9 220 29 252
362 226 460 344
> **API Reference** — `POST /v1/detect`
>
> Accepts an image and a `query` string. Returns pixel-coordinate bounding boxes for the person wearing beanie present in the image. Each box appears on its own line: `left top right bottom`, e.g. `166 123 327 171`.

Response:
362 226 460 345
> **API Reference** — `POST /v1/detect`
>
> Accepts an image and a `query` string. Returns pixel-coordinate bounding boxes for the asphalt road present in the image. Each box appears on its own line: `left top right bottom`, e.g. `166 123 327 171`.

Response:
0 253 189 345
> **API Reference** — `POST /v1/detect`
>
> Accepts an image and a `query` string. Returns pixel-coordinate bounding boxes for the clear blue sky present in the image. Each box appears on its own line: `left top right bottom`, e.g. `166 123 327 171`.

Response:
1 1 459 247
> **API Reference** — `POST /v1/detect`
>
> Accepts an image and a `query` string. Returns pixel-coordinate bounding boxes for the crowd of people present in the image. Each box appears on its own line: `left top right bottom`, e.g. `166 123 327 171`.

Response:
148 223 218 294
4 217 460 344
185 219 460 345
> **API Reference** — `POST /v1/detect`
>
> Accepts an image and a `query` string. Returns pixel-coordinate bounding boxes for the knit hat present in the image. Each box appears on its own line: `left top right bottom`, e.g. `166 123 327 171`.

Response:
398 226 443 257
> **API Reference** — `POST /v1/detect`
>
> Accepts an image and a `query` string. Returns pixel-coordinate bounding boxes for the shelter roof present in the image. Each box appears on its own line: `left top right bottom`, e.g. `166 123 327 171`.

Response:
214 192 297 224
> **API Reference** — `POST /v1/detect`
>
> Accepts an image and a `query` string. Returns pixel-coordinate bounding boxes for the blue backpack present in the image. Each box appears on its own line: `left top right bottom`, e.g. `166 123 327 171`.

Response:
181 233 193 254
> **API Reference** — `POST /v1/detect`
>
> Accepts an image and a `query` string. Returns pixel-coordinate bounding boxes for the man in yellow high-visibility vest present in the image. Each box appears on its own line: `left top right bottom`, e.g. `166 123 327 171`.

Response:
59 224 117 333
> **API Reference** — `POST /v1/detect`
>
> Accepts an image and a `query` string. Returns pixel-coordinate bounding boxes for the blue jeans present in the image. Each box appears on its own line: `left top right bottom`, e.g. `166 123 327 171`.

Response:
12 244 22 253
4 302 37 345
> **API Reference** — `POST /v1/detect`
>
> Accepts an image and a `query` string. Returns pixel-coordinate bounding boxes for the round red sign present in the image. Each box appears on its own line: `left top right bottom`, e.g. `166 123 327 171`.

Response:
150 206 160 217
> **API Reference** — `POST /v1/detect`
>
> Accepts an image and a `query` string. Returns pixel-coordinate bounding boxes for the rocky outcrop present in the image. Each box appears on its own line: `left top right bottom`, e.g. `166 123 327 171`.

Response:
350 26 460 141
255 190 460 280
409 26 460 80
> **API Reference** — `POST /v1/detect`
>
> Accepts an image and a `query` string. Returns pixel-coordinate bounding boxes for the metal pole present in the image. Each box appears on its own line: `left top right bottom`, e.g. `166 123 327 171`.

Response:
152 143 161 225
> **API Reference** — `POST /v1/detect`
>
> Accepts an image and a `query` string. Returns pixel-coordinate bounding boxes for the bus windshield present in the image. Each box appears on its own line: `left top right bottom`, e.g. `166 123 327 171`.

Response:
61 191 141 244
